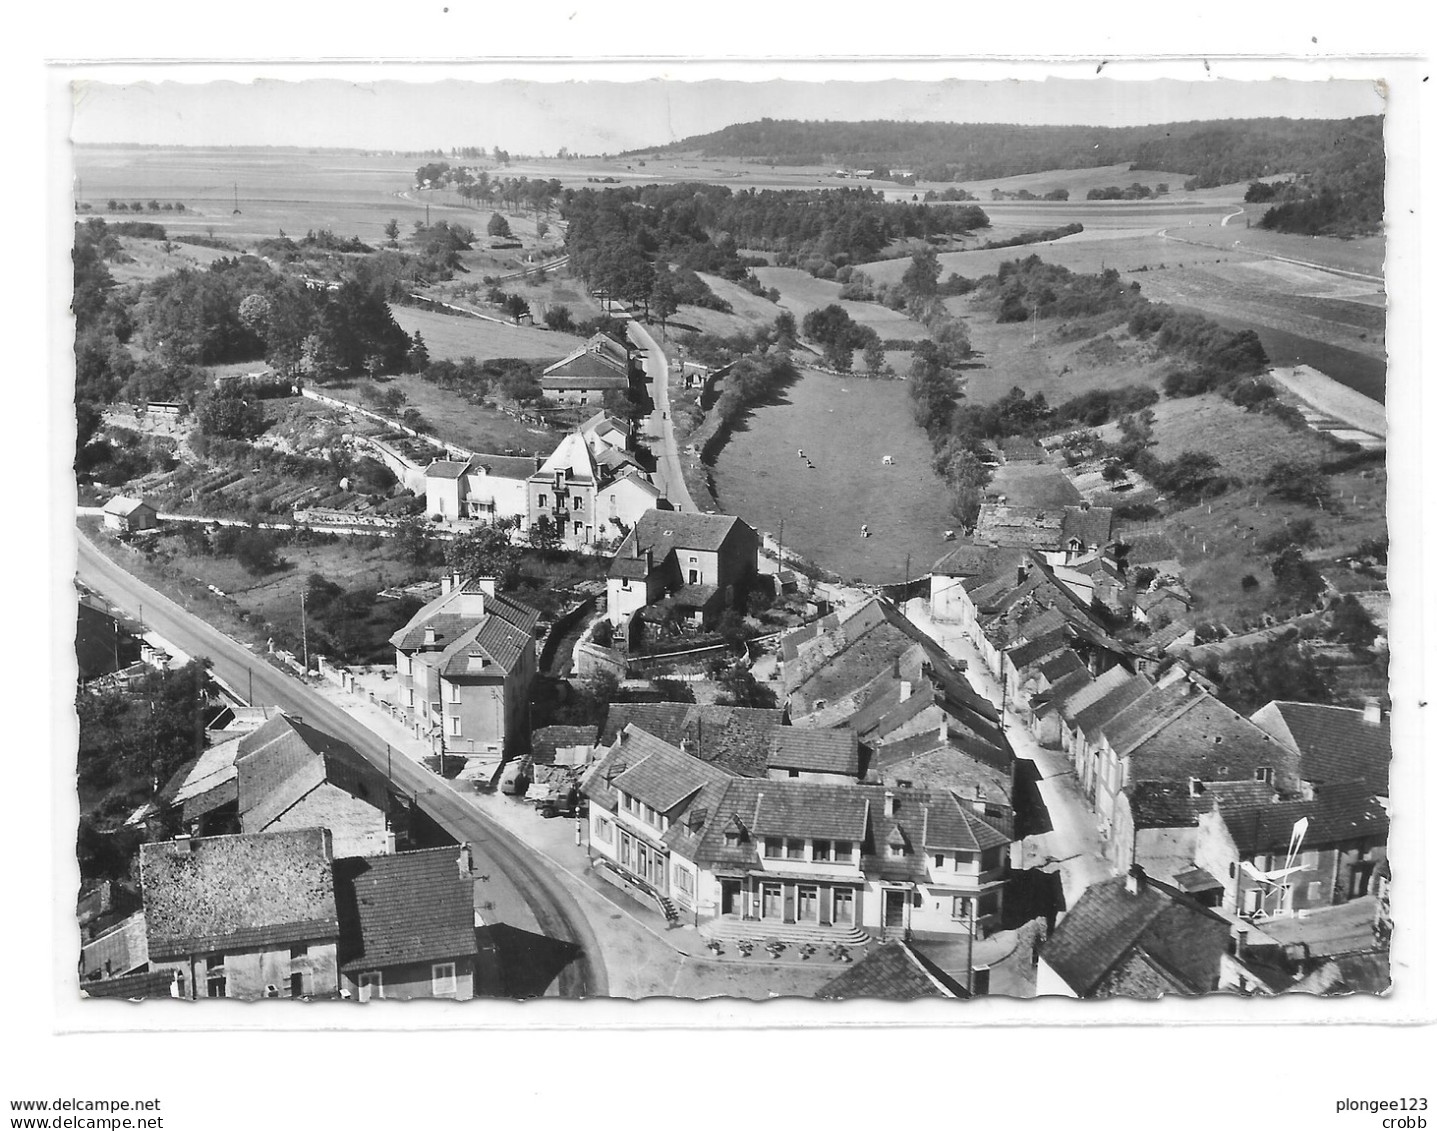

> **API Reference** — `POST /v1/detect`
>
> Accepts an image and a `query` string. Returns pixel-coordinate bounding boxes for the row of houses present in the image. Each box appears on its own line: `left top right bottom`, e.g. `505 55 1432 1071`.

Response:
577 593 1026 945
83 829 484 1002
927 533 1390 933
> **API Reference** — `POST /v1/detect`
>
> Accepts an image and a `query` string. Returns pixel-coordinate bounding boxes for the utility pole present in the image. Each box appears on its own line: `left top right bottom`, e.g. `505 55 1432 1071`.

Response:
247 667 254 705
300 588 309 674
777 517 784 574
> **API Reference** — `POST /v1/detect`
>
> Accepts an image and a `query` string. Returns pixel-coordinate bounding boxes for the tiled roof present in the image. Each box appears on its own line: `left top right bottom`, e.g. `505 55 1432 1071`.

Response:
1007 628 1071 671
1070 671 1153 736
1141 618 1196 654
987 463 1083 507
470 454 542 482
425 459 471 480
1041 871 1232 997
141 829 339 961
1039 650 1086 684
102 495 153 516
607 726 730 812
1061 505 1114 548
749 784 870 841
599 702 692 748
389 583 539 673
541 351 630 382
1250 701 1391 796
871 731 1012 806
333 848 477 971
80 911 149 980
81 971 178 1000
816 941 955 1000
532 430 599 484
681 706 788 778
1034 667 1095 716
1107 686 1300 792
932 542 1016 579
1217 781 1389 855
631 509 750 554
767 728 861 776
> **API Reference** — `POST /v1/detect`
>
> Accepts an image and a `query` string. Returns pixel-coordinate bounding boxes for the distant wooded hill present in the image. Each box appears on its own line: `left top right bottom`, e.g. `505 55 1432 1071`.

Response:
629 116 1383 192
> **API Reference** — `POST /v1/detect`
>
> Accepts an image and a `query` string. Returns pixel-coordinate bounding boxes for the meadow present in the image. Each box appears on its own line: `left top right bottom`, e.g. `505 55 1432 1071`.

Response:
752 267 932 341
389 304 577 361
710 368 956 584
376 372 562 457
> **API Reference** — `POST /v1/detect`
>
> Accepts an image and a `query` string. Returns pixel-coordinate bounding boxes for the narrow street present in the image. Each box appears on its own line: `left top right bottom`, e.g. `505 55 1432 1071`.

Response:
626 318 700 514
901 598 1115 909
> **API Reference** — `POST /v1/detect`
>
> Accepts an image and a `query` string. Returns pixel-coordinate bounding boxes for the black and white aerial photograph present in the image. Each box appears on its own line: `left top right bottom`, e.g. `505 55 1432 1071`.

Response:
21 16 1435 1125
65 71 1407 1005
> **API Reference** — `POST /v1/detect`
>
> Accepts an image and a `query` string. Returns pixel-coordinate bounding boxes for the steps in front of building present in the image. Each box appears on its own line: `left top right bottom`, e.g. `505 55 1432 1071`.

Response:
702 916 871 948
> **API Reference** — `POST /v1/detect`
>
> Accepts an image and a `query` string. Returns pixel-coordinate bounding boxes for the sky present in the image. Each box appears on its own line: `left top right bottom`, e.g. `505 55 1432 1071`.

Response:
67 74 1386 155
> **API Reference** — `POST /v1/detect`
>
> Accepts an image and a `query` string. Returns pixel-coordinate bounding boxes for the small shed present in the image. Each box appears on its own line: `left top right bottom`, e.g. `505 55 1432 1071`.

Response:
102 496 159 533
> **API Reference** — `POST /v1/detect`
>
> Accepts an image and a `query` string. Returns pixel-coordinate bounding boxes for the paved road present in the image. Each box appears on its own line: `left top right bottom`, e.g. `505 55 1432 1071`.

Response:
626 319 700 514
76 533 608 998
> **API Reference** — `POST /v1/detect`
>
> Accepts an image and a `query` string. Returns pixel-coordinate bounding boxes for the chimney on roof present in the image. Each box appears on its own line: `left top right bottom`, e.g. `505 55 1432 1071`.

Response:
1017 565 1028 585
1188 777 1203 798
476 576 497 598
534 454 542 473
884 790 896 818
899 680 912 703
939 712 950 745
1363 698 1382 726
1125 864 1147 896
441 575 453 596
457 842 473 877
1232 924 1248 960
424 626 437 648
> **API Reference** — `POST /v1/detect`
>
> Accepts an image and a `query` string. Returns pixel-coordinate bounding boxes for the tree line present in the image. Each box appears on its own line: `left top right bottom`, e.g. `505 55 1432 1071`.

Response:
632 115 1384 192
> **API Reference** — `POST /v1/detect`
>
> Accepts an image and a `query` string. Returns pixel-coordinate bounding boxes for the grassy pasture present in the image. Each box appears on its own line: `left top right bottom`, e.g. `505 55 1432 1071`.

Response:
953 163 1197 199
752 267 932 342
389 304 578 361
669 272 786 337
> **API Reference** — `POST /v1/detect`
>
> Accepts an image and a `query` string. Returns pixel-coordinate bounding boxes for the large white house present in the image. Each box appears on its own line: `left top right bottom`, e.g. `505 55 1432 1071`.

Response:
581 725 1013 941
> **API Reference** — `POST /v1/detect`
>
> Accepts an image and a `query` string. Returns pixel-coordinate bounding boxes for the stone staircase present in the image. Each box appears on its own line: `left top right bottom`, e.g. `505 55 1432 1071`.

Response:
702 916 871 949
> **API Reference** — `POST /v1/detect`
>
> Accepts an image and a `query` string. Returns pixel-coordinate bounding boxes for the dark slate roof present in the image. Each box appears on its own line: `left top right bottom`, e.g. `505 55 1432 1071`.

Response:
606 726 730 812
1008 628 1071 671
333 848 478 972
1039 650 1086 684
748 784 870 842
626 509 752 556
1217 781 1389 856
541 371 631 390
1033 667 1095 715
141 829 339 961
531 725 600 766
815 941 954 1000
1251 701 1391 796
1042 871 1232 997
237 715 391 832
389 584 539 676
1172 866 1224 895
767 728 861 776
682 706 788 778
932 542 1015 579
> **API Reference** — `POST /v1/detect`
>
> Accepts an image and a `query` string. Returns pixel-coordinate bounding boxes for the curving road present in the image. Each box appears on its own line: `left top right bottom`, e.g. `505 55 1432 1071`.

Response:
76 533 608 999
626 318 699 514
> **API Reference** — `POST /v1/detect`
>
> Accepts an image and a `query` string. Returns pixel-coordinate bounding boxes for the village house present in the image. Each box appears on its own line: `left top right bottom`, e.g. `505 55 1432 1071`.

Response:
527 414 660 549
606 510 760 642
1109 773 1389 918
390 573 540 758
233 712 410 858
1085 673 1302 835
332 846 481 1002
1250 699 1391 805
539 331 638 406
581 725 1014 942
140 828 342 1001
1037 865 1315 998
102 495 159 533
971 460 1114 562
423 454 532 525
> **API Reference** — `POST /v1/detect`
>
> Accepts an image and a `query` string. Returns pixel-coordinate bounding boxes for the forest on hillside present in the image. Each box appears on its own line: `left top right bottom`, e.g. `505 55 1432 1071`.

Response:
631 115 1383 192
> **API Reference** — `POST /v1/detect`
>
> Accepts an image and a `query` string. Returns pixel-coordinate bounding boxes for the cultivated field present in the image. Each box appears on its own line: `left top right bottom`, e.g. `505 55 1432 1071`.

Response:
954 163 1198 200
389 304 577 361
669 272 786 337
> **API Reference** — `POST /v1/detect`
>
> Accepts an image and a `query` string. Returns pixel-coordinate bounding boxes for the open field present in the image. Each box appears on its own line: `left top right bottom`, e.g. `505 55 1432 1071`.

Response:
1096 393 1337 482
378 373 562 457
752 267 932 342
389 304 577 361
955 304 1167 406
105 235 236 284
1155 222 1385 278
710 368 956 584
672 272 786 337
